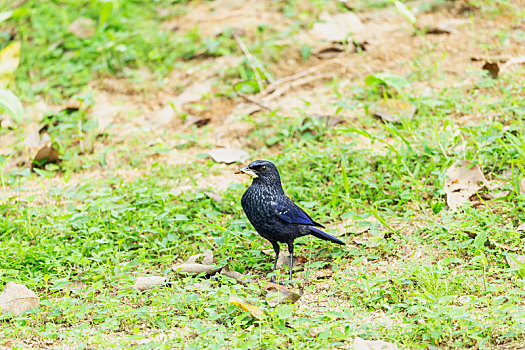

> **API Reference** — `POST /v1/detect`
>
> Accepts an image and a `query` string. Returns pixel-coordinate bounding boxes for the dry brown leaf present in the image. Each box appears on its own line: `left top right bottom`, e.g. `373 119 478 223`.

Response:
185 115 211 128
24 127 60 167
312 12 365 43
265 283 303 307
68 17 96 39
172 249 222 275
0 282 39 316
34 145 60 165
261 250 306 269
133 276 167 291
506 254 525 270
0 41 21 88
444 161 487 210
421 24 454 35
353 337 399 350
482 61 499 79
370 99 416 123
313 44 346 59
208 148 249 164
220 265 250 285
172 263 222 275
480 56 525 79
228 296 264 319
520 179 525 194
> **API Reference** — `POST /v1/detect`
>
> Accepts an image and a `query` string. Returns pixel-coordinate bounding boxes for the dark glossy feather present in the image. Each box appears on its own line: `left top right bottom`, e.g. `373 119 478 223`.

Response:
271 200 324 228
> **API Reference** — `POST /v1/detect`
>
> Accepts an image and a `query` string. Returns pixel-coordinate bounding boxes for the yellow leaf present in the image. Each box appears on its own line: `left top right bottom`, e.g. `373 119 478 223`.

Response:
0 41 21 88
228 296 264 319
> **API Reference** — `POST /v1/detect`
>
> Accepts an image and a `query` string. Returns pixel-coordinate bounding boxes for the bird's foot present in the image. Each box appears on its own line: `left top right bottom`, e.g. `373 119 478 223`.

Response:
268 278 294 287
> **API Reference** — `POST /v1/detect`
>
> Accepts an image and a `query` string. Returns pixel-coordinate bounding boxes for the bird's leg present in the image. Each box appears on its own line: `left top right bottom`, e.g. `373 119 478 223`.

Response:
287 242 294 284
270 241 280 283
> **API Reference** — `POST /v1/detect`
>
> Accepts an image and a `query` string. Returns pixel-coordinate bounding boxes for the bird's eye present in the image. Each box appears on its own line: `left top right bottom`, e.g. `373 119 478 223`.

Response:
260 166 267 171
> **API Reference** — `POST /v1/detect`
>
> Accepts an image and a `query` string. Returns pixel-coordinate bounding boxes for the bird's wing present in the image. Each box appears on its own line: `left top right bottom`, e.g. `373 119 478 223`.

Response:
271 199 325 228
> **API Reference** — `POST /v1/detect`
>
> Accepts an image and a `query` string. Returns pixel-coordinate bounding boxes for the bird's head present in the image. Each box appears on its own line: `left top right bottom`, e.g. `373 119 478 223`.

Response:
236 160 281 185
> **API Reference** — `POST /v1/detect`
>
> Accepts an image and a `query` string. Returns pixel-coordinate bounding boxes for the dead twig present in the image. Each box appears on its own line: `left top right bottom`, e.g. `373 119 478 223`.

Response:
233 35 268 92
233 80 274 111
261 59 344 97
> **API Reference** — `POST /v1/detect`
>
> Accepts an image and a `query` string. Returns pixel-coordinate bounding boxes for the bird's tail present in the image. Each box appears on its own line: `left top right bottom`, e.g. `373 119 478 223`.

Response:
309 226 345 245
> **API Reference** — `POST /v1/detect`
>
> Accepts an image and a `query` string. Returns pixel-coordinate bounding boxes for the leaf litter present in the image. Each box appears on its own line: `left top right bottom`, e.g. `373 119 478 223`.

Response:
265 282 303 307
228 296 264 319
23 125 60 168
133 276 167 291
0 281 39 316
444 160 488 211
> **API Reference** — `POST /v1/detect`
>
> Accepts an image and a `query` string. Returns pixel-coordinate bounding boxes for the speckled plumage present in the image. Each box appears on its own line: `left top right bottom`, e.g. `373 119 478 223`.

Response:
239 160 344 282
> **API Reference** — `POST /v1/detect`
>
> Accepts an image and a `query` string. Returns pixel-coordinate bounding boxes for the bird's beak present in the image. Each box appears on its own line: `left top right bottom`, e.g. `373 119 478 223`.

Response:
235 166 258 178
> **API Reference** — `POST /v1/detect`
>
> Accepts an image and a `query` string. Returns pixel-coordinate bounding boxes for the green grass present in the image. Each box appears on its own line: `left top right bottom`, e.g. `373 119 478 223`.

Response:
1 0 525 348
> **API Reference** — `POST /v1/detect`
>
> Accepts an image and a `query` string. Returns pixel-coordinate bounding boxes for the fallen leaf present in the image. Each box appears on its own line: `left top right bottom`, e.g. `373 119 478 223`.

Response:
520 179 525 194
68 17 96 39
261 250 306 269
185 115 211 128
23 127 60 167
444 161 487 210
353 336 399 350
265 283 303 307
479 56 525 79
370 99 416 123
421 24 454 35
208 148 249 164
0 282 39 316
133 276 167 291
0 41 21 88
517 223 525 232
229 296 264 319
152 104 176 127
482 61 499 79
313 44 346 59
172 249 222 275
220 265 250 285
311 12 365 43
506 254 525 270
33 145 60 165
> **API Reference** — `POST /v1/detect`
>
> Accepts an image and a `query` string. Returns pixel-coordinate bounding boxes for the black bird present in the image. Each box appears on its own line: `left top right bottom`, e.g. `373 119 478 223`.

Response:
237 160 344 283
